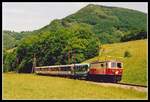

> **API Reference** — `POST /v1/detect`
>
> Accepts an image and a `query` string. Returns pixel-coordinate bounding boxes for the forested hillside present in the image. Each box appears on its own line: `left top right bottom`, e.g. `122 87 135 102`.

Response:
63 4 147 43
3 24 99 72
3 31 16 50
3 30 34 50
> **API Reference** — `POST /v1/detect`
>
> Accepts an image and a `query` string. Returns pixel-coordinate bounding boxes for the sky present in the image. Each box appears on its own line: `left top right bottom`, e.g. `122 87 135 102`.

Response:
2 2 148 32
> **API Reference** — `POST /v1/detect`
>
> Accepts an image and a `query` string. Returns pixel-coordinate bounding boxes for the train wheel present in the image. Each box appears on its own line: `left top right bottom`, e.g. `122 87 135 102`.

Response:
112 77 118 83
113 79 118 83
87 75 93 81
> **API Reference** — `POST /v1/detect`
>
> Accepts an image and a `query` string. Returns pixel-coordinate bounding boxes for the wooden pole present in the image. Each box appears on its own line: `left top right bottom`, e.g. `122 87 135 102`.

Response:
32 53 36 73
16 57 19 73
68 50 70 64
73 50 76 64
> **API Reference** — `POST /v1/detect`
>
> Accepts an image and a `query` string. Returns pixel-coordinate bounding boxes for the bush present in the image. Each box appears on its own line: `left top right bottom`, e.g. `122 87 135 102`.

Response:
124 51 132 58
3 50 17 72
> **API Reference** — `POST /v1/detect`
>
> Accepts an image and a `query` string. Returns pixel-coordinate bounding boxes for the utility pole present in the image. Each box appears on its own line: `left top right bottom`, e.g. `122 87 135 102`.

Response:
32 53 36 73
16 57 19 73
72 50 76 67
68 50 70 64
73 50 76 64
99 39 101 62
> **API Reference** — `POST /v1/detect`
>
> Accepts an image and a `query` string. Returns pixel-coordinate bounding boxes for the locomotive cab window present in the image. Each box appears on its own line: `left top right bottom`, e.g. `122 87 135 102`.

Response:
117 63 122 68
111 62 116 68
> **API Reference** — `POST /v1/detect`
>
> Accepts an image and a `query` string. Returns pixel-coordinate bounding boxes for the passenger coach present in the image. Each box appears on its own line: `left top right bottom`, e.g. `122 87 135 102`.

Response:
34 63 89 79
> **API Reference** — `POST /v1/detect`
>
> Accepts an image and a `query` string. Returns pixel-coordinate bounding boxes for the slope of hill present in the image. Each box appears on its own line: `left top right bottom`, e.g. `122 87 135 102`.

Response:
3 32 16 50
38 4 147 44
82 39 147 86
3 30 34 50
63 4 147 43
3 4 147 73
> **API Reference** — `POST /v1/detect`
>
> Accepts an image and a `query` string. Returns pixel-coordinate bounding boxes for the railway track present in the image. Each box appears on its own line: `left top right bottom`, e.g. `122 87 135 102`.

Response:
85 81 148 92
118 82 147 88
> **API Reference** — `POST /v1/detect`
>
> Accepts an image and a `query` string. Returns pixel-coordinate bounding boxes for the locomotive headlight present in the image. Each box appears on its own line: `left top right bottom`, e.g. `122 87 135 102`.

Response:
115 71 119 75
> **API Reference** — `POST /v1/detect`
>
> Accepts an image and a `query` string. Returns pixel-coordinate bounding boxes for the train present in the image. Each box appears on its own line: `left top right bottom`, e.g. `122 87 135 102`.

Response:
34 63 89 79
34 60 123 83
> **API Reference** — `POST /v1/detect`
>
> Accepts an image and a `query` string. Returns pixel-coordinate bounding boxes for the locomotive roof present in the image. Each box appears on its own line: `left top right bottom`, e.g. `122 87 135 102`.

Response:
90 60 122 64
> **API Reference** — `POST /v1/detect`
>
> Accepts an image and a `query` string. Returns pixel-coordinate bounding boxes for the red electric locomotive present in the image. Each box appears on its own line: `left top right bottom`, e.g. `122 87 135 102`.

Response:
88 60 123 83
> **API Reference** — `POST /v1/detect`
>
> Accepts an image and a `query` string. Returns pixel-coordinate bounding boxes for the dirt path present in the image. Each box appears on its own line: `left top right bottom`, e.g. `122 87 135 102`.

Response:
86 81 148 92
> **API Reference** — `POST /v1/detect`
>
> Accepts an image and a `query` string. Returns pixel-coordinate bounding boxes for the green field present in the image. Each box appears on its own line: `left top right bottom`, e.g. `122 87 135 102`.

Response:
3 73 147 99
83 39 147 86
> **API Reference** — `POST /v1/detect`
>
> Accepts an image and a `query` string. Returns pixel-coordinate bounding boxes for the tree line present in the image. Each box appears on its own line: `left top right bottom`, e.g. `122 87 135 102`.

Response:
3 23 100 73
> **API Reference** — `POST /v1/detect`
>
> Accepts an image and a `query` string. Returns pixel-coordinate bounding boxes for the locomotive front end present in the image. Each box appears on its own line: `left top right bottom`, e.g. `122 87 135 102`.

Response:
88 61 123 83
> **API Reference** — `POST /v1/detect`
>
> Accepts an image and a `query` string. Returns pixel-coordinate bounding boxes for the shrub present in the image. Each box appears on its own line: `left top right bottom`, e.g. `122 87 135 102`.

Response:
124 51 132 57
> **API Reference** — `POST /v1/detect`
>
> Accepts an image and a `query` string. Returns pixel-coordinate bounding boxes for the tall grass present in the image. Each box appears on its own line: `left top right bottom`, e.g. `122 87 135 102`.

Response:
3 73 147 99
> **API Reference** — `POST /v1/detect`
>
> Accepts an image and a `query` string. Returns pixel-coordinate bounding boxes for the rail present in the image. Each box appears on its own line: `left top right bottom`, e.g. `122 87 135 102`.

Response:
118 82 147 88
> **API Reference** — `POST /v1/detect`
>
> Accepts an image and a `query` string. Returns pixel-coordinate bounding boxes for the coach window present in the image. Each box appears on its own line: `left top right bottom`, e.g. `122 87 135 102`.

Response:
65 67 68 71
64 67 69 71
84 65 88 70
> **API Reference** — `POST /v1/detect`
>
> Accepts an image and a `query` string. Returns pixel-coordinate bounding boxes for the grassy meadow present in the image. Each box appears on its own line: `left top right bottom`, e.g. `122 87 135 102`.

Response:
83 39 147 86
3 73 147 99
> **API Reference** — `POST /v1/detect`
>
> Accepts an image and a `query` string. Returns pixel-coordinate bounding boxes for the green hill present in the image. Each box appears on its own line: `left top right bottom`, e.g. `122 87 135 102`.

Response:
3 4 147 48
3 32 16 50
3 4 147 74
3 4 147 50
3 30 36 50
38 4 147 44
82 39 147 86
63 4 147 43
